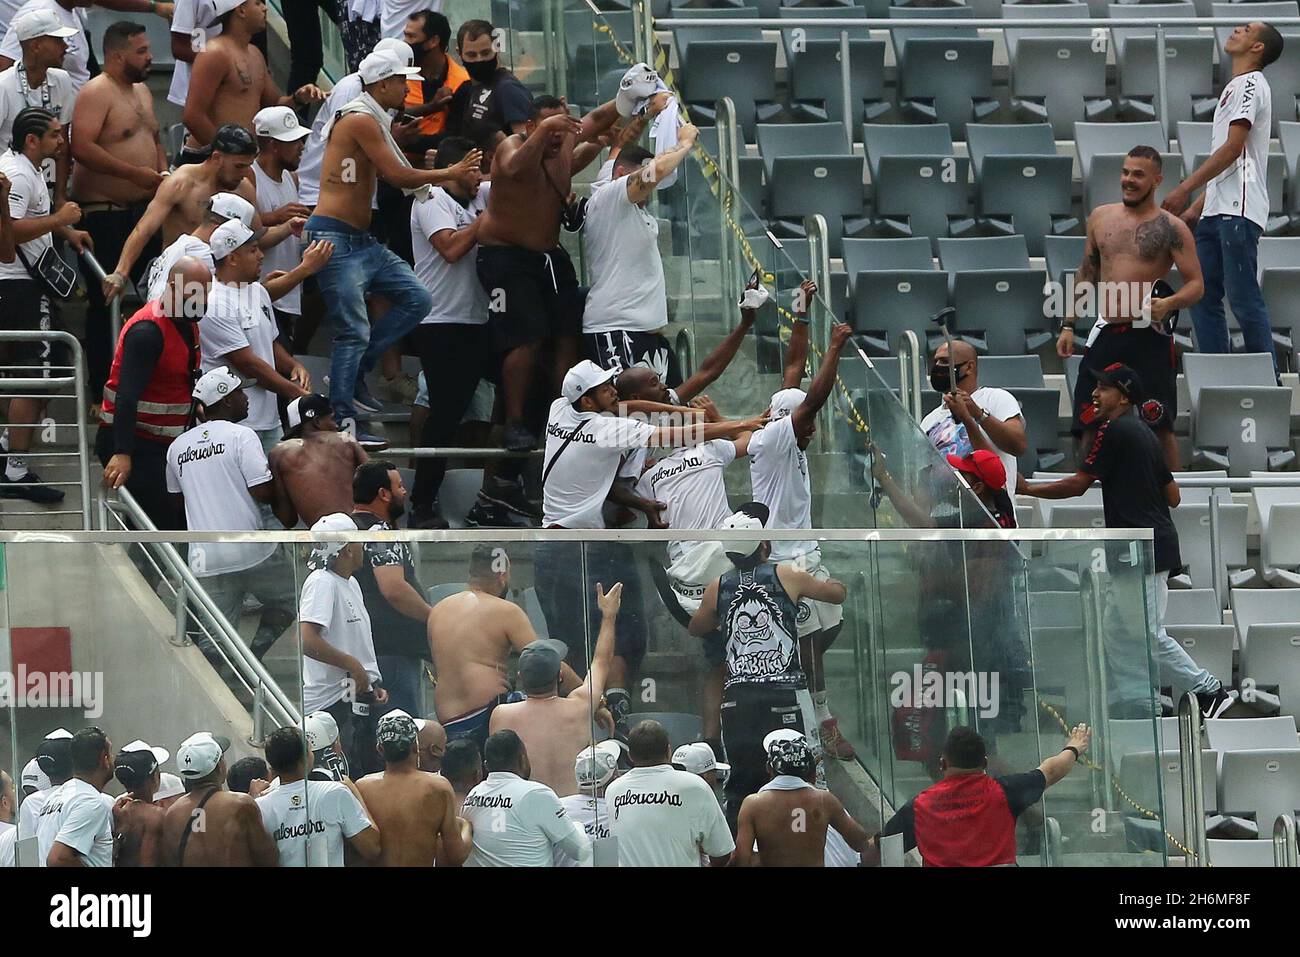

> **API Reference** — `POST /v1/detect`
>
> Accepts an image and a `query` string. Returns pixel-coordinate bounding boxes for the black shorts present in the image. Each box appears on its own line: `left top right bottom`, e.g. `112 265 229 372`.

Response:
0 278 61 368
1073 323 1176 434
477 244 582 353
174 146 207 168
583 329 684 389
720 682 807 830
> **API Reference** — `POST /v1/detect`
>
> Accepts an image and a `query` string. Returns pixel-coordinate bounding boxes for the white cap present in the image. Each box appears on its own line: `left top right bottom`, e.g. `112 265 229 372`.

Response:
177 731 230 779
304 711 340 752
719 502 768 563
209 219 257 261
311 512 358 564
575 739 623 788
380 707 428 732
208 192 255 228
121 739 171 766
561 359 617 404
44 727 73 740
20 758 49 793
762 728 804 753
154 773 185 802
358 50 420 85
207 0 246 19
192 365 245 407
616 62 660 118
672 741 730 776
770 388 806 420
253 106 310 142
373 36 414 66
15 9 77 42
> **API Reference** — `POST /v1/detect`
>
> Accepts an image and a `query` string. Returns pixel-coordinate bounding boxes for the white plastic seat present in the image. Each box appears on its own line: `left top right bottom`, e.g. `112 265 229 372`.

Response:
1221 749 1300 827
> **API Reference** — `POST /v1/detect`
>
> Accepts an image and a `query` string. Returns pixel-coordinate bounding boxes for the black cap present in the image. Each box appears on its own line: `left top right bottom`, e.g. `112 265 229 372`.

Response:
36 737 72 780
113 749 158 789
212 123 258 156
1094 362 1144 402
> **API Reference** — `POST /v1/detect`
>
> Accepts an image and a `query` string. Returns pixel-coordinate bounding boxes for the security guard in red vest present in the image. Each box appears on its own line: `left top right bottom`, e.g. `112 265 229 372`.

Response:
98 256 212 529
868 723 1091 867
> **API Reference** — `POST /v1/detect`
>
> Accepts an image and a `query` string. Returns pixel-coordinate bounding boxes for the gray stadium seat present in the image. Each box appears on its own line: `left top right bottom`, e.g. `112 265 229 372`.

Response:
937 235 1031 271
768 156 870 254
1168 503 1256 590
565 9 635 106
1075 121 1169 209
1165 625 1236 692
888 1 979 51
764 238 852 322
1105 718 1179 764
1166 587 1222 626
440 469 484 530
671 5 764 49
1255 489 1300 586
1043 234 1086 288
1184 353 1294 475
1207 716 1300 752
1242 622 1300 718
1280 121 1300 215
842 237 935 274
863 123 955 178
1087 153 1185 210
678 40 781 140
1221 749 1300 827
851 270 950 354
863 125 971 248
85 8 178 64
951 268 1054 354
1207 839 1276 867
896 38 999 136
966 123 1057 182
1063 353 1083 400
1170 470 1231 506
1007 22 1112 136
1108 4 1209 115
1257 237 1300 274
976 155 1079 256
1212 2 1300 131
977 354 1045 388
1231 587 1300 652
1010 386 1066 473
1121 750 1219 847
778 8 890 134
757 122 852 173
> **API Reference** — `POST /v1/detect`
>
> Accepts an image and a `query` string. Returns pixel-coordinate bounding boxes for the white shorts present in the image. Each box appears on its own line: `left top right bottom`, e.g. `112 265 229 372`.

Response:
796 562 844 639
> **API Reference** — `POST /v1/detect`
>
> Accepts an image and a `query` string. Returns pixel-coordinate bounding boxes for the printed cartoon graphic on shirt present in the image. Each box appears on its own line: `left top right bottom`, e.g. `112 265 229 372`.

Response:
724 578 796 682
926 416 973 461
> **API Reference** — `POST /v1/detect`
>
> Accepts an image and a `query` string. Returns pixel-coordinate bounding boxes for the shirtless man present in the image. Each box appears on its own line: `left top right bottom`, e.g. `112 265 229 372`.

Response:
474 93 619 452
489 581 622 798
305 49 480 436
1057 145 1204 470
733 735 869 867
269 393 370 527
181 0 322 157
71 20 166 402
355 712 471 866
159 732 277 866
110 740 169 867
104 123 301 300
426 544 580 750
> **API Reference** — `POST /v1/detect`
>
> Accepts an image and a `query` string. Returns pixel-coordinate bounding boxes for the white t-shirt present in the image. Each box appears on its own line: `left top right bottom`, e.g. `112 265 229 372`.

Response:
252 163 304 315
0 64 73 155
748 415 816 562
0 0 88 90
919 385 1022 491
461 772 591 867
1204 70 1273 229
582 173 667 334
299 568 380 713
410 183 489 325
636 438 738 566
298 73 363 205
0 0 22 39
0 820 15 867
201 281 281 432
147 233 213 303
256 777 372 867
380 0 440 39
167 0 220 107
604 765 735 867
554 793 608 867
17 785 49 838
0 148 49 283
541 398 656 529
34 778 113 867
166 419 276 576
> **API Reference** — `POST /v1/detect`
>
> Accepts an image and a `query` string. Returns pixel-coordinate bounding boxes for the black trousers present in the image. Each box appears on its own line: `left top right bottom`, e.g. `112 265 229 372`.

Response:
411 322 491 510
94 427 181 530
79 206 159 402
283 0 327 92
325 695 380 778
720 682 807 832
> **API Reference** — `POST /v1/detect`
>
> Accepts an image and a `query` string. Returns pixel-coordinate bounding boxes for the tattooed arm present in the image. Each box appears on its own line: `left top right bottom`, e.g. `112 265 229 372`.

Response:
1149 212 1203 320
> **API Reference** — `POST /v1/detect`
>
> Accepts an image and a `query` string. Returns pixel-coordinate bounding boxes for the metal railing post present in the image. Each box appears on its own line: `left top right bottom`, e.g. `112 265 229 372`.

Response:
1155 24 1170 142
249 682 268 747
839 30 852 136
78 249 120 348
896 329 924 422
1081 567 1112 812
1273 814 1298 866
173 577 189 647
804 213 833 452
1209 489 1226 610
1178 690 1209 867
716 97 740 333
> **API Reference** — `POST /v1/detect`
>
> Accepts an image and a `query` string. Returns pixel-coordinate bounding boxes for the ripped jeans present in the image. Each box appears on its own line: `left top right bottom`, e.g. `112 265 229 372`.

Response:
1189 214 1274 370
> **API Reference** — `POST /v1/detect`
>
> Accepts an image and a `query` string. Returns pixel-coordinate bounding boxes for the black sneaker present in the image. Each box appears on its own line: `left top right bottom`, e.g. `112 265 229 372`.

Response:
410 506 449 530
502 422 537 452
1198 687 1238 720
465 499 518 528
479 477 540 519
0 469 64 503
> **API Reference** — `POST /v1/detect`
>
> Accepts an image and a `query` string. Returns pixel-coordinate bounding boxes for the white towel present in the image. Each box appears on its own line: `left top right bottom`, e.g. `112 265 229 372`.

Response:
347 0 379 23
321 91 432 201
650 93 683 190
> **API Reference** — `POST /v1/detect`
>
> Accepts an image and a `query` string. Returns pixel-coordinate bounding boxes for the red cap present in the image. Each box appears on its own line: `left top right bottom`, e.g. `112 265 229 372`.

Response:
946 450 1007 490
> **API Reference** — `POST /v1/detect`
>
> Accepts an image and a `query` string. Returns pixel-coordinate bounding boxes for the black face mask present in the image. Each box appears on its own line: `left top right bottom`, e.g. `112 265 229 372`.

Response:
465 56 497 84
929 361 969 393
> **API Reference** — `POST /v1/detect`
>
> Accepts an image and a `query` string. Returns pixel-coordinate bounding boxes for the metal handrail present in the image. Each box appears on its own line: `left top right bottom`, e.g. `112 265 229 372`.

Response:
896 330 924 422
77 248 121 348
384 447 542 459
1273 813 1298 866
654 16 1300 27
1030 476 1300 487
99 487 301 731
1177 690 1209 867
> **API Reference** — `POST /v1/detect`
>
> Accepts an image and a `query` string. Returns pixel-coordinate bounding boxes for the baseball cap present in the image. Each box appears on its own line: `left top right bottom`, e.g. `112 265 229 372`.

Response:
380 708 428 732
376 712 419 751
575 739 623 788
36 728 73 779
304 711 339 752
946 449 1007 492
20 758 49 793
311 512 359 565
719 501 769 563
176 731 231 779
672 741 731 777
209 219 263 261
561 359 617 404
154 773 185 802
114 740 169 787
287 393 331 432
762 728 803 752
517 638 569 693
15 9 77 42
770 388 806 421
253 105 310 142
192 365 246 408
373 36 414 66
207 192 256 228
211 123 258 156
207 0 246 20
359 50 421 85
1094 362 1145 402
615 62 660 117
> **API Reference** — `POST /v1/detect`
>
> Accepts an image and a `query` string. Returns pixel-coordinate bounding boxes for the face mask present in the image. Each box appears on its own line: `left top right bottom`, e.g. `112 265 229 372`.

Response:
929 361 967 393
465 56 497 84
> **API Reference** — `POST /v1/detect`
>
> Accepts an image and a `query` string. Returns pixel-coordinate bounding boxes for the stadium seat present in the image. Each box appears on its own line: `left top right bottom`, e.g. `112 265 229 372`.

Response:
974 155 1079 255
1087 153 1185 209
1168 503 1256 590
1031 625 1090 718
440 469 485 530
1165 624 1235 692
851 270 950 354
625 711 704 748
1231 587 1300 652
1074 121 1169 210
1043 234 1086 289
697 127 768 232
671 4 764 49
1106 717 1179 762
1121 750 1219 847
1280 121 1300 216
937 235 1031 272
1212 2 1300 132
520 586 551 640
1010 387 1067 474
842 237 935 274
1221 749 1300 828
565 9 635 107
976 354 1045 389
863 125 973 249
1029 588 1082 627
1170 470 1230 506
769 157 869 255
778 7 891 134
1183 353 1294 475
1259 502 1300 587
1004 4 1111 136
1241 622 1300 718
765 238 853 322
1207 839 1275 867
950 268 1054 354
1180 122 1291 234
895 38 999 136
966 123 1057 182
426 582 466 606
678 40 781 140
1207 716 1300 752
757 122 852 172
1063 353 1083 401
1045 503 1105 529
1166 587 1222 626
1108 4 1212 122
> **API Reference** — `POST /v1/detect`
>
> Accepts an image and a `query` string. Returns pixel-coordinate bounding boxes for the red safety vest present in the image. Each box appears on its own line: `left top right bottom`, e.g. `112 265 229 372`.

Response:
101 302 198 444
912 773 1018 867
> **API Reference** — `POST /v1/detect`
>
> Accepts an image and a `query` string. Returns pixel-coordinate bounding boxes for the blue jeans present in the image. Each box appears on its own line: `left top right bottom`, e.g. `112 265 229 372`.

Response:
304 215 433 422
1190 214 1273 367
374 654 425 719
